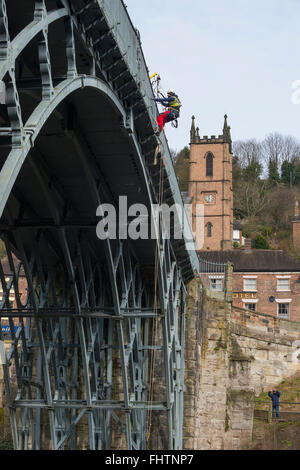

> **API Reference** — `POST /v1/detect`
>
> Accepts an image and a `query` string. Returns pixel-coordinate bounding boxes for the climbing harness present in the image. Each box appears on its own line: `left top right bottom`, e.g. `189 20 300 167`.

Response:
150 73 181 133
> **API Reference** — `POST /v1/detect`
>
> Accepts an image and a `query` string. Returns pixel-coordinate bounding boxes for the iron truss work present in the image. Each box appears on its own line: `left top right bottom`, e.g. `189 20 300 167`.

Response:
0 0 199 450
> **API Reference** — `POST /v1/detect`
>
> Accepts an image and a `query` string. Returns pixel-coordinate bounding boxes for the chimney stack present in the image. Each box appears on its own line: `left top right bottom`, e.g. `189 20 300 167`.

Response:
241 238 252 251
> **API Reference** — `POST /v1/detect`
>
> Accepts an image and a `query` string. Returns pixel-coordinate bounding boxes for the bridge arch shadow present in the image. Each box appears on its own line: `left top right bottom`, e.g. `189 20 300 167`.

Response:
0 0 197 451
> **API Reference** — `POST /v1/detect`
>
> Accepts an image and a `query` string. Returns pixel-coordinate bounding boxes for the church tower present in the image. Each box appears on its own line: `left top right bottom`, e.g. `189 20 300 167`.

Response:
189 115 233 251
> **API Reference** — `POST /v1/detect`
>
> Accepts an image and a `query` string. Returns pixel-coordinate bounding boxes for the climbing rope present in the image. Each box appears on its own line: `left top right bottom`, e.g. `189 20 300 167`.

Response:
150 73 163 100
150 72 174 133
146 145 165 447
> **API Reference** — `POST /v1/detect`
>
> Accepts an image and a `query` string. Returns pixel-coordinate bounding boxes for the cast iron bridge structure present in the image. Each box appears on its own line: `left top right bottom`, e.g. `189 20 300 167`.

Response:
0 0 199 450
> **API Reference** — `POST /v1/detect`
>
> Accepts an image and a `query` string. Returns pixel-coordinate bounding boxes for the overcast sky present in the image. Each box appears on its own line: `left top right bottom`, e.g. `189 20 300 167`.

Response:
125 0 300 152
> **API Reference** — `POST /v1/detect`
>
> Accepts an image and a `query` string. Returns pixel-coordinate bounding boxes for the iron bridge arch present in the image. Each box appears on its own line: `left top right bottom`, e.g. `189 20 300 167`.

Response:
0 0 199 450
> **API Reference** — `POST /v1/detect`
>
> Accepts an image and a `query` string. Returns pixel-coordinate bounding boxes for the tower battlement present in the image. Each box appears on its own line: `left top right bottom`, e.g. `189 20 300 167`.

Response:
193 135 226 144
190 115 233 152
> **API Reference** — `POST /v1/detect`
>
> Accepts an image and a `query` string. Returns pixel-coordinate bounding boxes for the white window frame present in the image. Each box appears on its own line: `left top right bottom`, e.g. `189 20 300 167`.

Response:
209 275 224 292
233 230 240 241
242 298 258 304
243 303 257 311
276 277 290 292
243 277 257 292
277 302 290 319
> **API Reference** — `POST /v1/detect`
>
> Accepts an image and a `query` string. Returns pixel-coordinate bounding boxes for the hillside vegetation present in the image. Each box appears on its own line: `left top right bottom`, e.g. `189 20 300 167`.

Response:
173 133 300 256
0 240 5 260
174 146 190 192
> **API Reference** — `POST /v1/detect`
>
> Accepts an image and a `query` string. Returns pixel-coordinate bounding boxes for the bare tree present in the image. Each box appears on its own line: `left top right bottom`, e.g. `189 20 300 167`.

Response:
243 181 268 218
281 136 300 163
233 139 263 168
264 187 295 231
262 133 300 168
169 148 178 163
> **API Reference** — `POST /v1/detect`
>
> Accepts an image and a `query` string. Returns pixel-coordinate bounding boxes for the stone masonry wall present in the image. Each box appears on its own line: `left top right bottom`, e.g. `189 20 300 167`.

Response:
183 267 300 450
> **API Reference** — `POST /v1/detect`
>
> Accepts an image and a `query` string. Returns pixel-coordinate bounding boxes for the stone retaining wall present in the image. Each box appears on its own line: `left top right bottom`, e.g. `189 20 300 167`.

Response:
183 267 300 450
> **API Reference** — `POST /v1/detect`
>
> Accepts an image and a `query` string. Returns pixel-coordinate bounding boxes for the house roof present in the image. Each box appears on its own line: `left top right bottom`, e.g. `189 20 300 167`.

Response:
198 250 300 273
233 220 243 231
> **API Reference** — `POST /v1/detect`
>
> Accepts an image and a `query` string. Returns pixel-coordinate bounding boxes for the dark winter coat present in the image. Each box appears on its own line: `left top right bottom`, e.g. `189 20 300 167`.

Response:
268 391 280 406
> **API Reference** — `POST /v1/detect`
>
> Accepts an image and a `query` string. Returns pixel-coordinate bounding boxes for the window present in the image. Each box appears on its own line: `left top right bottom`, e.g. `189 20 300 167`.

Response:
277 278 290 291
278 303 289 319
244 303 256 311
206 153 213 177
243 278 257 292
233 230 241 242
207 222 213 238
210 277 224 291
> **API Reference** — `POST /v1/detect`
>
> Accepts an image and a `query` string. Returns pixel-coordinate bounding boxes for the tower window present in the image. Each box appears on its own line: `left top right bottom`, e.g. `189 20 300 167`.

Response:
206 153 214 177
207 222 213 238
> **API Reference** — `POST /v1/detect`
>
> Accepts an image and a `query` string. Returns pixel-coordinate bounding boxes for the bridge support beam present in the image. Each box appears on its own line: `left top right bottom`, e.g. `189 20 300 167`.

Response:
0 234 186 450
0 0 198 450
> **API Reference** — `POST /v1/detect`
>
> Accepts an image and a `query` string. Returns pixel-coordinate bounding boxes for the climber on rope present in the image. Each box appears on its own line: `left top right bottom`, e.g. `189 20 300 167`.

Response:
153 89 182 135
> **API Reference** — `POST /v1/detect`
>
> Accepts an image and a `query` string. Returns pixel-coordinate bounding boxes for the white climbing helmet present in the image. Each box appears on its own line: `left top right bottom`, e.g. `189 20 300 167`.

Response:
167 89 175 95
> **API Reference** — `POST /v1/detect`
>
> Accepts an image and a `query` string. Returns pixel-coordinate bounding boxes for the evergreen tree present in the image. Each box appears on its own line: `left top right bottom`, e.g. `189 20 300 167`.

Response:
268 159 280 183
244 161 262 180
281 160 294 185
253 234 270 249
294 161 300 185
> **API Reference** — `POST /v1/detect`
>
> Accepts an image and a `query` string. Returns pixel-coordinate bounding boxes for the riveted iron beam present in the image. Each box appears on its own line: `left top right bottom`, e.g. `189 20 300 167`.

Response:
0 0 199 452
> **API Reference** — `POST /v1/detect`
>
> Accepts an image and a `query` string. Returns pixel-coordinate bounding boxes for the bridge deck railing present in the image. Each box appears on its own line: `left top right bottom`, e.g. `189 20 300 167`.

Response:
254 399 300 423
198 257 227 292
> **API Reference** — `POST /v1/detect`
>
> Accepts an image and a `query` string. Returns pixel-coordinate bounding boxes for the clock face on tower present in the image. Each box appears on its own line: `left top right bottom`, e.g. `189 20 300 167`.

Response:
205 194 215 204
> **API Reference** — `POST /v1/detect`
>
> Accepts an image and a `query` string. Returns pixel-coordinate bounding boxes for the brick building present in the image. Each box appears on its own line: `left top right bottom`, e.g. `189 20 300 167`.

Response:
188 115 300 320
189 115 233 250
199 250 300 321
0 256 27 338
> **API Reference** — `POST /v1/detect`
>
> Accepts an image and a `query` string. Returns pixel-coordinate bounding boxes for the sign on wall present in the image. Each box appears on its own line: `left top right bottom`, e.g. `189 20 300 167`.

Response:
232 292 257 299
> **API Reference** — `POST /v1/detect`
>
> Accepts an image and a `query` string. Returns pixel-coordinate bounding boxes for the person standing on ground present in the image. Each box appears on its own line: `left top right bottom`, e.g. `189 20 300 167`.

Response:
268 389 280 419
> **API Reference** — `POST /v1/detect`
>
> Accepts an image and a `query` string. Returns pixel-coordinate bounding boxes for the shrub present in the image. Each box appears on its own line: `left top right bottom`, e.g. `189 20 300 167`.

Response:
253 234 270 249
260 226 273 238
